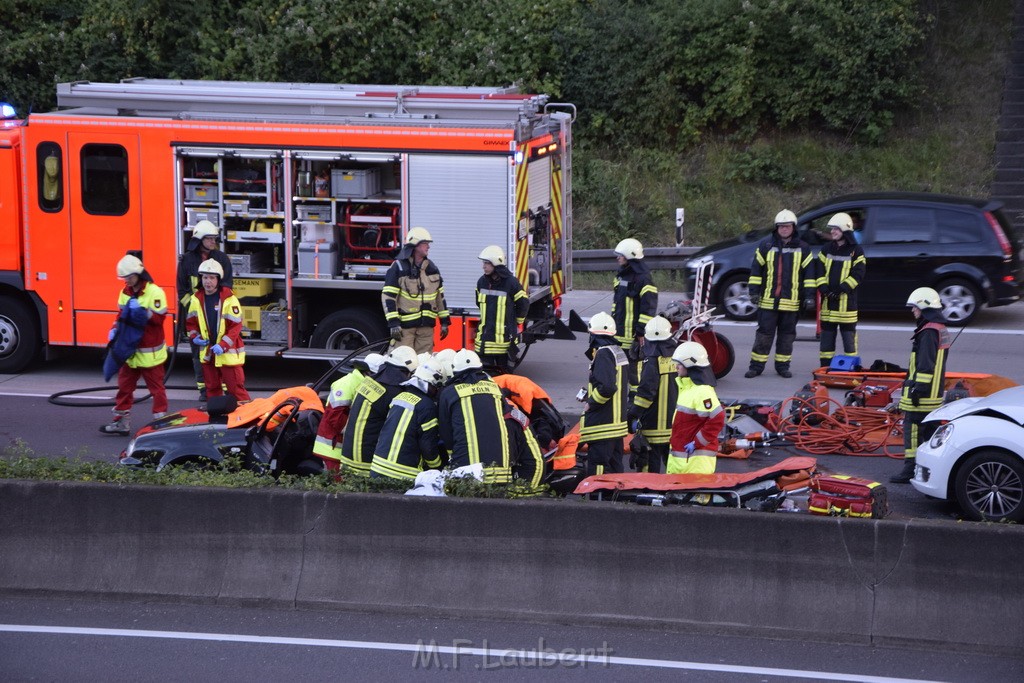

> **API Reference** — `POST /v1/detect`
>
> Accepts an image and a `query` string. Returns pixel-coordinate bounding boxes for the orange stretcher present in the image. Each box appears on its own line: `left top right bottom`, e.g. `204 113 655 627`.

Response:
812 368 1018 396
573 456 817 508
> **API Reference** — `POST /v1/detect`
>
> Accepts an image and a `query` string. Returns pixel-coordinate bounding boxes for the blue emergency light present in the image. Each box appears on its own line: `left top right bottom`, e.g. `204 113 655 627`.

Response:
1 103 16 119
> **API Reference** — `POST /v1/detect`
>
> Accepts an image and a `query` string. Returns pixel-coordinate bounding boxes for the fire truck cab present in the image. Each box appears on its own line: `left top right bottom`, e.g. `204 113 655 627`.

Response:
0 79 575 373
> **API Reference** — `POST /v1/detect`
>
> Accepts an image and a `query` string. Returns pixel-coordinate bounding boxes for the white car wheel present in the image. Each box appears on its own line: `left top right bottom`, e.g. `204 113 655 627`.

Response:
954 450 1024 522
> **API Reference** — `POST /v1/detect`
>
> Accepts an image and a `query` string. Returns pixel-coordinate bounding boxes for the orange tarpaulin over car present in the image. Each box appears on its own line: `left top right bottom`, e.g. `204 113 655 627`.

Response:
226 385 323 430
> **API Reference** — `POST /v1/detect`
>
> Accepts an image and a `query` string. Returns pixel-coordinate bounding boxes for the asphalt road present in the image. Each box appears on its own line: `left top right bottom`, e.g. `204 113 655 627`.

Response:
1 291 1022 521
2 595 1020 682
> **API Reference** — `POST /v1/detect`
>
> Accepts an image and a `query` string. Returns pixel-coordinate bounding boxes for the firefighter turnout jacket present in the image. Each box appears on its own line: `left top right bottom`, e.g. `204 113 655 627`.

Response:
117 280 168 368
898 314 950 415
503 399 546 494
341 365 410 473
816 240 867 323
668 368 725 474
579 337 629 443
313 368 364 463
371 384 442 481
176 246 233 309
474 265 529 356
185 287 245 367
612 259 658 348
627 340 679 445
438 369 511 483
382 253 450 329
748 233 815 312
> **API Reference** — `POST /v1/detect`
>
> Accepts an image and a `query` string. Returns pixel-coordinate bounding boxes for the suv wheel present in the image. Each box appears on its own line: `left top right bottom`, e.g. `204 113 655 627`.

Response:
719 274 758 321
953 450 1024 522
937 278 981 326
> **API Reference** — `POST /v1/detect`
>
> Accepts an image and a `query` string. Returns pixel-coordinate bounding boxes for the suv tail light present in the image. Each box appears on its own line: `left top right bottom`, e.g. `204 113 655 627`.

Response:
984 211 1013 262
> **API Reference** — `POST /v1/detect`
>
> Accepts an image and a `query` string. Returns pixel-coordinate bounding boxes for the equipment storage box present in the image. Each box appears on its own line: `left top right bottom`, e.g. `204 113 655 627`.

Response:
240 306 261 336
260 309 289 342
331 168 380 198
186 208 220 227
225 199 250 213
233 277 273 299
300 222 337 243
296 204 332 221
229 251 272 274
298 241 338 278
184 184 218 203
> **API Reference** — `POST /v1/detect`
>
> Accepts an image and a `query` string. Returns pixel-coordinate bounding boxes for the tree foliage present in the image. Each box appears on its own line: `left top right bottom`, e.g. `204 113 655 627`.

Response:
3 0 927 148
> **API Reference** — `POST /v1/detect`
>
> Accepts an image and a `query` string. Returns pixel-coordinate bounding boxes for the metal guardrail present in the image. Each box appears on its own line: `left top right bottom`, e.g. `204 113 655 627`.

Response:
571 246 702 271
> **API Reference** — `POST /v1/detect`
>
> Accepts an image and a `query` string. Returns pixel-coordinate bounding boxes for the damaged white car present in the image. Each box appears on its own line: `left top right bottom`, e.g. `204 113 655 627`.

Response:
913 386 1024 522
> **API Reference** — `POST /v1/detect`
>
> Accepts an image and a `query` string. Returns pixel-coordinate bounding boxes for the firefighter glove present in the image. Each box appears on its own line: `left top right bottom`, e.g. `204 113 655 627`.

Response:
909 386 922 407
683 441 696 455
193 337 208 347
127 298 142 310
629 450 648 471
389 325 403 342
439 322 450 340
629 419 641 434
211 343 225 356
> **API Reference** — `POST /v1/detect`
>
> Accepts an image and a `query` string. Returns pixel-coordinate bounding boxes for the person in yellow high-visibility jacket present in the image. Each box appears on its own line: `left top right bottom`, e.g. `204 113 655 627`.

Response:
668 341 725 475
185 259 249 403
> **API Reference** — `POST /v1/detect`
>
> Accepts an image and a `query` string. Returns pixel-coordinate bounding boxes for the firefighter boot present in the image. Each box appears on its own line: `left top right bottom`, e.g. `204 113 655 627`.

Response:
744 364 764 379
775 364 793 379
890 457 916 484
99 411 131 436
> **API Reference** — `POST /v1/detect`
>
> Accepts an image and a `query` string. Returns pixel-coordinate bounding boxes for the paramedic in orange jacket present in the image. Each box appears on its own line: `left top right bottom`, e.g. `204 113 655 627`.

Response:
185 259 250 403
668 341 725 475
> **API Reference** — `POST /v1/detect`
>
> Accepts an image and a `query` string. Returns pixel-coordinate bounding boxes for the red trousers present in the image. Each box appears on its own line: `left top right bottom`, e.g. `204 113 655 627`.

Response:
202 363 250 402
115 364 168 413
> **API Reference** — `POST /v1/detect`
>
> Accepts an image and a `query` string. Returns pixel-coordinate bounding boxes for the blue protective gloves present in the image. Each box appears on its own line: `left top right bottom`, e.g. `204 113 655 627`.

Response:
108 328 117 342
193 337 209 347
211 344 225 356
127 297 142 309
683 441 696 455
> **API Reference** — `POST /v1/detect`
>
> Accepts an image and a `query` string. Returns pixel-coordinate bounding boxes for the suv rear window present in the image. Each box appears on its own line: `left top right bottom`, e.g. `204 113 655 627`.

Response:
937 209 982 244
872 206 933 243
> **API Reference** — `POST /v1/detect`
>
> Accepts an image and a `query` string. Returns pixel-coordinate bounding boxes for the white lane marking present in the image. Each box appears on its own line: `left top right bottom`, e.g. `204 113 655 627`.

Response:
714 321 1024 334
0 624 949 682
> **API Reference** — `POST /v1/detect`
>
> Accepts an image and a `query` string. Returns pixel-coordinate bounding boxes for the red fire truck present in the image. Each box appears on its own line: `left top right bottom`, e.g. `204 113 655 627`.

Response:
0 79 575 373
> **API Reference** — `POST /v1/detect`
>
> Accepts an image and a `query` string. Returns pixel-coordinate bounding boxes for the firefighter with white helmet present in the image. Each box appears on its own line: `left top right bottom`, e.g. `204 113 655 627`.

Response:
371 358 446 481
745 209 815 379
341 345 418 474
475 245 529 372
176 219 233 404
612 237 658 389
437 349 511 482
626 315 679 473
382 226 450 353
815 212 867 368
313 352 387 470
100 253 169 435
667 340 725 475
433 347 457 384
578 312 629 476
185 258 250 404
891 286 950 484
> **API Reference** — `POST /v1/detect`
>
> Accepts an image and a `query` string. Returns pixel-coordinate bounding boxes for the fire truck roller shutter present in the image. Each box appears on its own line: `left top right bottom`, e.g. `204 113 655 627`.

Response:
406 154 510 312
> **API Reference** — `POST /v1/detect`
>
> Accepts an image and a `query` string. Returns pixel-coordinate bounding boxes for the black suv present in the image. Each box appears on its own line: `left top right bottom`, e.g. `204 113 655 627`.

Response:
686 192 1023 326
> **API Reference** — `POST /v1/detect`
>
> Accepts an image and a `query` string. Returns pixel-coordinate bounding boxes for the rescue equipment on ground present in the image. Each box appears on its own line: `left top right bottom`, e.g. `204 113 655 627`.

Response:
808 475 889 519
658 256 736 379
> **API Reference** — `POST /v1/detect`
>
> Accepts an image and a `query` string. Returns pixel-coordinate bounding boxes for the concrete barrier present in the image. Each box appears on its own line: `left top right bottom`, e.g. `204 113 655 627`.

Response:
1 480 1022 655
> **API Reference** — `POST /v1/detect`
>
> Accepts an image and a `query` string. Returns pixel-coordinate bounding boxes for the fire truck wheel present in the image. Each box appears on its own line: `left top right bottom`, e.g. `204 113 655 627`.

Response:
310 309 388 351
0 294 40 374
